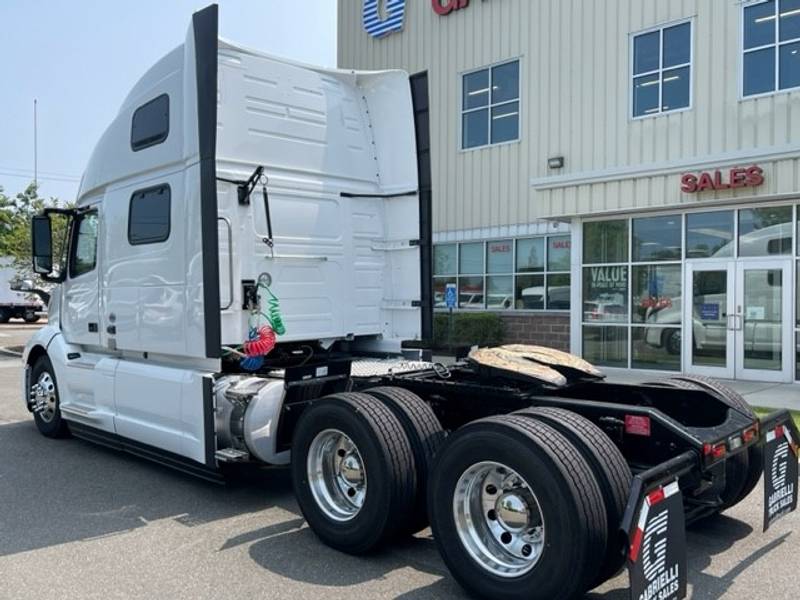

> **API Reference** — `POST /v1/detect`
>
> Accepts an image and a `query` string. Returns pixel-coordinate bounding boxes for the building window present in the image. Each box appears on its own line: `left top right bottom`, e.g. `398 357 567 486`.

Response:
433 235 570 311
462 60 520 149
131 94 169 151
686 211 735 258
743 0 800 97
632 21 692 118
738 205 794 256
582 216 683 370
129 185 171 245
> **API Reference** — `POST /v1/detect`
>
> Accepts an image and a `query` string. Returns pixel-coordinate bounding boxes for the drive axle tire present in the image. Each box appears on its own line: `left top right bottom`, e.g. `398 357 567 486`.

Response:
428 414 608 600
674 376 763 506
23 311 40 323
0 309 10 324
30 356 70 438
291 392 416 554
363 386 445 534
649 376 761 510
514 407 631 587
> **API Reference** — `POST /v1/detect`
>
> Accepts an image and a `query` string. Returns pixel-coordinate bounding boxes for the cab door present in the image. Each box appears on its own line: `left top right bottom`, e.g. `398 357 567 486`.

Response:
62 207 101 347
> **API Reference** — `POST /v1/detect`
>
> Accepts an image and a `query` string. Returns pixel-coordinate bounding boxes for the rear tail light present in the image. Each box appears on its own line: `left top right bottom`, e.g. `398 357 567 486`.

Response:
742 424 759 444
625 415 651 437
703 442 727 461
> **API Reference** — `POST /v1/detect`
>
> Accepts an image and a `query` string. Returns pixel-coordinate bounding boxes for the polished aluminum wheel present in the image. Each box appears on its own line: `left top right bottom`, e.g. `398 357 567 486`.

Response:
453 461 545 578
307 429 367 521
32 371 57 423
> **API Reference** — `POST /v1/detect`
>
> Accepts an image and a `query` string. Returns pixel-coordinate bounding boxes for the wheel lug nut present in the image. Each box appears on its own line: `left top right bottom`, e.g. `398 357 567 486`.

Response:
500 532 512 544
521 544 532 557
486 484 497 495
487 509 497 521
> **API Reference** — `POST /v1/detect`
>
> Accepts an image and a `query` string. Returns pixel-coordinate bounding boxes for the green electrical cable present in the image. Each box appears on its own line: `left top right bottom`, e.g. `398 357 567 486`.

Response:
258 283 286 335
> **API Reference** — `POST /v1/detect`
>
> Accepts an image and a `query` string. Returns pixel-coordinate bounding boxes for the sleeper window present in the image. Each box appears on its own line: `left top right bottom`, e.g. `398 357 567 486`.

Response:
70 212 98 278
131 94 169 151
129 185 171 245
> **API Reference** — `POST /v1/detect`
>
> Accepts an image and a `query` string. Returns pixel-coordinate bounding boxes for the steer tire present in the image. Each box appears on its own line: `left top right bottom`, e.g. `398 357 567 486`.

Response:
30 356 70 438
291 392 416 554
23 311 40 323
428 414 608 600
648 376 761 510
514 407 631 587
362 386 445 534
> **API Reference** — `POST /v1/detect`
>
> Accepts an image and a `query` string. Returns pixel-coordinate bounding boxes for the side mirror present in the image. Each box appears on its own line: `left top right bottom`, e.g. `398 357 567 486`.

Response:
32 215 53 275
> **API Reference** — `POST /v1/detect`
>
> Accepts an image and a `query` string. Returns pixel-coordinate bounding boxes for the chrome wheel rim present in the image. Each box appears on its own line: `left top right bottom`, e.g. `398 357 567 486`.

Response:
32 372 57 423
307 429 367 521
453 461 545 578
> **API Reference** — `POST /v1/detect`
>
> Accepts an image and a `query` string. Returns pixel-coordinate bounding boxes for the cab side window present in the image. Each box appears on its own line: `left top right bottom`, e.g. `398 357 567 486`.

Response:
128 184 171 245
70 211 98 278
131 94 169 151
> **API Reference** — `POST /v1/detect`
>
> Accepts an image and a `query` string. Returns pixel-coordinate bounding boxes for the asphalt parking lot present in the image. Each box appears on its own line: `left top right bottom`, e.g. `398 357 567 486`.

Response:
0 323 797 599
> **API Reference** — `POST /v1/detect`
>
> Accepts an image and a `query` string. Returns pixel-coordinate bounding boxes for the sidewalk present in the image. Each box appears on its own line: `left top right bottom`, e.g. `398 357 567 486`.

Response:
601 369 800 411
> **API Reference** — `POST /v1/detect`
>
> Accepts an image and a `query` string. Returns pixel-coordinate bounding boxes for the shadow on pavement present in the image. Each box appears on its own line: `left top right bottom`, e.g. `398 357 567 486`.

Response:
3 414 790 599
684 514 792 600
0 420 297 557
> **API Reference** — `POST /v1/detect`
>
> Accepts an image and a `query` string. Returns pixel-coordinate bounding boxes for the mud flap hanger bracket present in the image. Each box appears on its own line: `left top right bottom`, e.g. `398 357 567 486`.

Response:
758 409 800 451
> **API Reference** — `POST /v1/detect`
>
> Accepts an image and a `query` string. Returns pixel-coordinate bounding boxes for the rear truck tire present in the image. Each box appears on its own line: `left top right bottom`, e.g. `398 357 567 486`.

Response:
0 308 10 324
648 376 761 510
672 375 763 508
514 407 631 587
362 386 445 534
291 392 416 554
428 414 608 600
29 355 70 438
23 311 40 323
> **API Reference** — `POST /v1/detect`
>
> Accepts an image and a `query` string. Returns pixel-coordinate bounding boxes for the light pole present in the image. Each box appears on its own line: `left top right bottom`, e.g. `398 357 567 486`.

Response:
33 98 38 189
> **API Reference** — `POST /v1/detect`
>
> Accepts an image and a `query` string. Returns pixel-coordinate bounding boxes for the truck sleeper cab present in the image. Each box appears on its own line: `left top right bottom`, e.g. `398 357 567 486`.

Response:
23 6 798 600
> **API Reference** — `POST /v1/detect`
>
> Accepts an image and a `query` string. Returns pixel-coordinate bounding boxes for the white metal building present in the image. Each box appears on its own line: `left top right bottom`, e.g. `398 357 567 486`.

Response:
338 0 800 383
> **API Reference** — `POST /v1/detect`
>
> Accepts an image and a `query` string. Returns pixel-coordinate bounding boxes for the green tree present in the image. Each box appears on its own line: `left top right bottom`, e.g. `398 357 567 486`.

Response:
0 182 69 280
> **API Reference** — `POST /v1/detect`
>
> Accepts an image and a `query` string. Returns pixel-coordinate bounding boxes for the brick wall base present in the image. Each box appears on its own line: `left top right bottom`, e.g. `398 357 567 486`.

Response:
499 313 571 352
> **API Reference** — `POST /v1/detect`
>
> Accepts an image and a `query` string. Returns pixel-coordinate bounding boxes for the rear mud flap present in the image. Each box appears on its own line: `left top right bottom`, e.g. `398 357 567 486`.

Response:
621 452 694 600
761 412 799 532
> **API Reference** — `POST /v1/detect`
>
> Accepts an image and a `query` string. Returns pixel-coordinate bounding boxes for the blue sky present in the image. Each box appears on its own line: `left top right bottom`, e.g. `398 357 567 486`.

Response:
0 0 337 202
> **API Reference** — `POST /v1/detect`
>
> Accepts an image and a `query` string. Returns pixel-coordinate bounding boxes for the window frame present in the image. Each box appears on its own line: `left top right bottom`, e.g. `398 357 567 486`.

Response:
68 209 99 279
630 18 694 120
131 93 170 152
128 184 172 246
460 58 522 151
740 0 800 99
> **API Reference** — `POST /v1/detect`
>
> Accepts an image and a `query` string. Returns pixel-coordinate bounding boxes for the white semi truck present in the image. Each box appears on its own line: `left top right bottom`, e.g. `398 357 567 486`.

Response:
0 259 42 323
22 7 798 600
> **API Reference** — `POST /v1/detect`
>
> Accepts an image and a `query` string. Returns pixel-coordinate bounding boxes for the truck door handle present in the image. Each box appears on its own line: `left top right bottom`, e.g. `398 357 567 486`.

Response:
106 325 116 335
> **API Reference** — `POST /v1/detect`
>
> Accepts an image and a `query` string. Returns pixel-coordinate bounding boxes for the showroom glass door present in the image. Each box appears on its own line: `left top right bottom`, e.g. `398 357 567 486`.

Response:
684 262 736 379
734 260 794 382
685 260 794 382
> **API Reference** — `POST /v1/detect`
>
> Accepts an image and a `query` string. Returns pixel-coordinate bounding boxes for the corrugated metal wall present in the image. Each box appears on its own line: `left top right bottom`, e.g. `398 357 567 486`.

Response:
338 0 800 229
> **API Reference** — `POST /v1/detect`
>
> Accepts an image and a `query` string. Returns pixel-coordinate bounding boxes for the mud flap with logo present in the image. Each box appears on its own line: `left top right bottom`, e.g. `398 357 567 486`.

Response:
763 424 799 532
628 480 687 600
